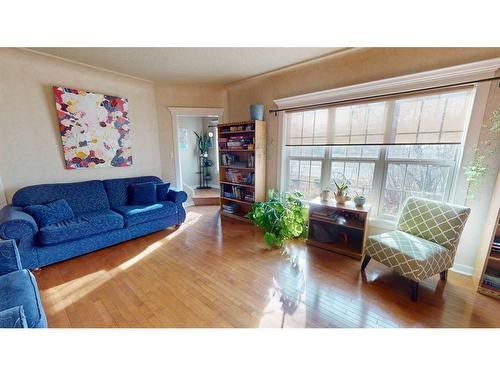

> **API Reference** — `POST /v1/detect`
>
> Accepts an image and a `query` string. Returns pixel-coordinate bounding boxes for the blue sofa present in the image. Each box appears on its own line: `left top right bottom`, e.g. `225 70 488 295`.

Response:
0 176 187 269
0 239 47 328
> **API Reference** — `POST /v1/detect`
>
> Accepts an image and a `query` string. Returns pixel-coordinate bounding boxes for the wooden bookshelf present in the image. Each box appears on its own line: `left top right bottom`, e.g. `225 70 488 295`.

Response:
217 120 266 222
474 171 500 300
477 209 500 300
306 197 371 260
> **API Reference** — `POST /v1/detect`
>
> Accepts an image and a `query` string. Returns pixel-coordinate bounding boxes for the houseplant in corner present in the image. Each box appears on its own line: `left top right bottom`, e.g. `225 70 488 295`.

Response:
246 190 308 247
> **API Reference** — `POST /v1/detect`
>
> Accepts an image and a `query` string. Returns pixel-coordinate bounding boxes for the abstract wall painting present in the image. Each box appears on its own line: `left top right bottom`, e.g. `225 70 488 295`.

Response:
53 86 132 169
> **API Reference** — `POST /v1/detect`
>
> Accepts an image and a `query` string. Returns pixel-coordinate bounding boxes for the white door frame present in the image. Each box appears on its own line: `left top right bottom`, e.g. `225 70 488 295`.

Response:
168 107 224 190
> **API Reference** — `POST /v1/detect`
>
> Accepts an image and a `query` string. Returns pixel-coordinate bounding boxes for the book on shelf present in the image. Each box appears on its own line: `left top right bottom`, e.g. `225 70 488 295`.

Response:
245 172 255 185
225 169 244 183
222 202 240 214
244 193 254 202
221 153 240 166
247 154 255 168
224 124 254 132
225 135 254 149
482 274 500 289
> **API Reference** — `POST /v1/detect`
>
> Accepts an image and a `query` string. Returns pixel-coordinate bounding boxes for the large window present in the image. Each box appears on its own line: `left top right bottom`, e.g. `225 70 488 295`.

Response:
283 89 473 219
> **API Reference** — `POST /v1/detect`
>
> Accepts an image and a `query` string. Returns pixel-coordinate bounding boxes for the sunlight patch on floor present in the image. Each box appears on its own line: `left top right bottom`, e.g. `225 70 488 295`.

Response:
118 211 202 270
44 211 203 314
44 270 111 314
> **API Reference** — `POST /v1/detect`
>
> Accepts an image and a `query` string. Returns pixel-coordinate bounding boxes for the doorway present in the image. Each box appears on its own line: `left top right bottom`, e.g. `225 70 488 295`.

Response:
169 107 224 206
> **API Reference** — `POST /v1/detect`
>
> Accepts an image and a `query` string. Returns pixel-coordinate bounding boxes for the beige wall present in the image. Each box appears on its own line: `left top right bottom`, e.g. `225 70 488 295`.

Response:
0 48 162 203
154 83 226 186
225 47 500 189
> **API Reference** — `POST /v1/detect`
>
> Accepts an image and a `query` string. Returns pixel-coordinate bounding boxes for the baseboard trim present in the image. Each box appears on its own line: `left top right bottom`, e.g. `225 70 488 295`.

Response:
451 263 473 276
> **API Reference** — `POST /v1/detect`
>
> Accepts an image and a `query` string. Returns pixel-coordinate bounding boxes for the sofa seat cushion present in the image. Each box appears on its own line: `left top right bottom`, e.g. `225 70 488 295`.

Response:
364 230 450 282
114 201 177 227
0 270 47 328
38 209 124 246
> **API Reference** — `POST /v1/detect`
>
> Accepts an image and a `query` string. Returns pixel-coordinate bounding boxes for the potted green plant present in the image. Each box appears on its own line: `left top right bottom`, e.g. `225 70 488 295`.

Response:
246 190 308 247
333 179 350 204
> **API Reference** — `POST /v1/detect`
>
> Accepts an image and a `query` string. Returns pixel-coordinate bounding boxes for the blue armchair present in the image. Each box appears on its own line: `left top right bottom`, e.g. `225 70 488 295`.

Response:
0 239 47 328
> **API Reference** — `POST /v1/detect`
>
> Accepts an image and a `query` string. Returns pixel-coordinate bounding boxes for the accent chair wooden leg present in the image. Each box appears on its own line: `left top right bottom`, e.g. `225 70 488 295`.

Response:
440 270 448 281
361 255 371 271
410 281 419 302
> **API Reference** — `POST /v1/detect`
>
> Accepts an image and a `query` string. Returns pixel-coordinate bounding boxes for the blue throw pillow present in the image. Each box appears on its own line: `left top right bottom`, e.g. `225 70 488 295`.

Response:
24 199 74 227
129 182 157 205
156 182 171 201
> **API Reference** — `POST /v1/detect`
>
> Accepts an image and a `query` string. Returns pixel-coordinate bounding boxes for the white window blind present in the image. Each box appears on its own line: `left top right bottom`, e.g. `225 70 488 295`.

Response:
282 86 475 217
285 88 474 146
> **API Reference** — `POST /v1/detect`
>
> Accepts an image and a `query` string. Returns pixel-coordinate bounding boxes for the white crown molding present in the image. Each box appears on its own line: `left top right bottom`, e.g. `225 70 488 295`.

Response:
274 57 500 109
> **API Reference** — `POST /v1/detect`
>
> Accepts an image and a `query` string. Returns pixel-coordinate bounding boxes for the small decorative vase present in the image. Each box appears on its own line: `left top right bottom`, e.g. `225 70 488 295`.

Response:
354 196 366 207
320 190 330 202
250 104 265 121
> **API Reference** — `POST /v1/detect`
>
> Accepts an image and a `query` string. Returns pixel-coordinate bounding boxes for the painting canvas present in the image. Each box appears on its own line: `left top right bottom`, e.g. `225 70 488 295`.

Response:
53 86 132 169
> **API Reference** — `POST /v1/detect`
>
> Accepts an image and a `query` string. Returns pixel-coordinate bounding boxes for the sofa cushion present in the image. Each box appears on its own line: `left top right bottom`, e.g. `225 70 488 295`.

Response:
24 199 74 228
0 269 47 328
0 305 28 328
156 182 171 201
129 182 157 205
13 180 110 214
103 176 163 209
114 201 177 227
38 209 124 246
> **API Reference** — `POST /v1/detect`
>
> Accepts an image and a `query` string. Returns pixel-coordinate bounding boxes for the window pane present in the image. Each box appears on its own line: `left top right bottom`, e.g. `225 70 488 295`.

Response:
381 189 402 216
380 161 453 217
287 160 322 200
330 161 375 198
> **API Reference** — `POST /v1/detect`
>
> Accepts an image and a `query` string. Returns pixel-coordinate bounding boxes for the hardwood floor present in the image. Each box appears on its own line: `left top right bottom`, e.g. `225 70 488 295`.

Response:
34 206 500 328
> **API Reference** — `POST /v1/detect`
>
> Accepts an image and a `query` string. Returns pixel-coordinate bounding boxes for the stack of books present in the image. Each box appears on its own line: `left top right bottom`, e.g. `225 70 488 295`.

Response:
226 136 253 149
222 202 239 214
483 274 500 289
491 237 500 254
244 192 254 202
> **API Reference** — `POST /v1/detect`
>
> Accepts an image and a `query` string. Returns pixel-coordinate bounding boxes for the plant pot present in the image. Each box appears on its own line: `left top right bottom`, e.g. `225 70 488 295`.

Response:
354 196 366 207
334 194 350 204
320 190 330 202
250 104 265 121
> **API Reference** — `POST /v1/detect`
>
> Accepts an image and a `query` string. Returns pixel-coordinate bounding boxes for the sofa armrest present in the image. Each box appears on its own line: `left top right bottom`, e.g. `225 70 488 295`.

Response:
166 188 188 205
0 239 23 275
0 306 28 328
0 205 38 243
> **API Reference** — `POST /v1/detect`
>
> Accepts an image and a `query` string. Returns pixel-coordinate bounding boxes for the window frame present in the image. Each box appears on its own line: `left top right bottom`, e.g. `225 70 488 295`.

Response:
276 59 500 224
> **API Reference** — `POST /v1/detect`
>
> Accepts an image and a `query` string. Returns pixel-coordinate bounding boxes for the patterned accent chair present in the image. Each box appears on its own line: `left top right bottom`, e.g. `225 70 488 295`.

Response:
361 197 470 301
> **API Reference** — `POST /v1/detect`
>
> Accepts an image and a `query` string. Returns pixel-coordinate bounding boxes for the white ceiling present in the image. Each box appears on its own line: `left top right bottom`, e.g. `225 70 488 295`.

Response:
29 47 345 85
